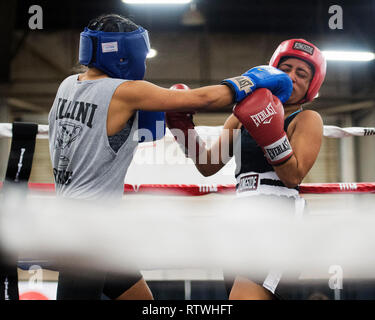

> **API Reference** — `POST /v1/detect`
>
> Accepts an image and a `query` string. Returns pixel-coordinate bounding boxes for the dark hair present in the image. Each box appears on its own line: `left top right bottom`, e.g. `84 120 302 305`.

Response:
87 14 138 32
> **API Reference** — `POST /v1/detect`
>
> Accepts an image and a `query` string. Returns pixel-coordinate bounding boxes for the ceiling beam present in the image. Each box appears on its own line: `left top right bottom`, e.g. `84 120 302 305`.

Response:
24 41 69 77
7 97 45 113
318 100 375 115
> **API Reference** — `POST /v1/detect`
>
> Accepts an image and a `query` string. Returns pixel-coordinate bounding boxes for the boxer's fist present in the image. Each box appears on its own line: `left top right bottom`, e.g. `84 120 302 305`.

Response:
166 84 205 158
170 83 190 91
233 88 293 165
165 83 195 136
221 65 293 103
165 110 195 136
167 83 195 135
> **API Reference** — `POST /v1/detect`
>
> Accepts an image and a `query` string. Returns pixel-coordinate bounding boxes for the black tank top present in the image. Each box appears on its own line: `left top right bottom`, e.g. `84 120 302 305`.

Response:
234 109 302 180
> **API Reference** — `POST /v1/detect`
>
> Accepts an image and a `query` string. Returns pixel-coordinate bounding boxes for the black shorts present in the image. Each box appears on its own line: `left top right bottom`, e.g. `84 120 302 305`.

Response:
103 270 143 299
56 268 143 300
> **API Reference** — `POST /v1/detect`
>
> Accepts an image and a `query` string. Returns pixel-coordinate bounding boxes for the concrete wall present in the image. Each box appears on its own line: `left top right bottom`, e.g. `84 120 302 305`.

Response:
357 110 375 181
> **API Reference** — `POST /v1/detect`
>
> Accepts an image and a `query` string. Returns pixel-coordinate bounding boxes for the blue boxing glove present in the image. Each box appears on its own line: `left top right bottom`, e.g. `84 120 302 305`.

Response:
221 65 293 103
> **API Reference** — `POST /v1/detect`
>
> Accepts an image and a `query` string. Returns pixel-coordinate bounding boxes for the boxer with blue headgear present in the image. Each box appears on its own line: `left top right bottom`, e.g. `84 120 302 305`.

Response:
79 14 164 143
79 14 150 80
48 13 293 300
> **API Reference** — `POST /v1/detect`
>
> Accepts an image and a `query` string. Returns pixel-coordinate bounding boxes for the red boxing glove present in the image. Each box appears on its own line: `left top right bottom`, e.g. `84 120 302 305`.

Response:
233 88 293 165
170 83 190 91
166 84 206 159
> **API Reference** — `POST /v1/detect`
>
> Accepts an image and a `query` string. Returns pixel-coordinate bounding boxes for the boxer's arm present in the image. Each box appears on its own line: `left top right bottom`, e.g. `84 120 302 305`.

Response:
116 80 234 112
194 114 240 177
273 110 323 188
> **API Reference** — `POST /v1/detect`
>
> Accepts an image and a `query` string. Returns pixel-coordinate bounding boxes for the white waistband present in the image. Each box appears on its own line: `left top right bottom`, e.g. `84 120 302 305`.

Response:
235 171 299 198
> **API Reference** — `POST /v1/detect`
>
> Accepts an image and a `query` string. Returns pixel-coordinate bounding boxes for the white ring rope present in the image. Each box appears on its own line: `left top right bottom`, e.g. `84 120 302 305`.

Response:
1 123 375 277
323 125 375 138
1 123 375 139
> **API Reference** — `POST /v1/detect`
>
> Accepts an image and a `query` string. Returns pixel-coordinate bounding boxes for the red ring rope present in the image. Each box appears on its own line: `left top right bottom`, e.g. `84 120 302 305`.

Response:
1 182 375 195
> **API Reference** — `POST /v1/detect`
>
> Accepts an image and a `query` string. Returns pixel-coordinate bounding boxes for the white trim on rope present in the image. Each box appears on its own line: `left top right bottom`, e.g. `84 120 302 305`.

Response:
323 125 375 138
1 123 375 139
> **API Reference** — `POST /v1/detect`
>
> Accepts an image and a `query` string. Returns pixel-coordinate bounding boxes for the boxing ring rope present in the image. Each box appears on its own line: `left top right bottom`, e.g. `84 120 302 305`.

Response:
0 182 375 195
2 184 375 274
2 122 375 292
1 121 375 196
1 123 375 139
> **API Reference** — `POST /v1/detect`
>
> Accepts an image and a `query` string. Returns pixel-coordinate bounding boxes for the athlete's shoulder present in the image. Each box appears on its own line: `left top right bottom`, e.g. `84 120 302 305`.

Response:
116 79 150 97
297 109 323 125
291 109 323 138
286 109 322 138
57 74 80 90
62 74 80 84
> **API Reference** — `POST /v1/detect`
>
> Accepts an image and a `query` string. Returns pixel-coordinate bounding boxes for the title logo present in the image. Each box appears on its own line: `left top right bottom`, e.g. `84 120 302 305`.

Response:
293 42 314 55
238 174 259 193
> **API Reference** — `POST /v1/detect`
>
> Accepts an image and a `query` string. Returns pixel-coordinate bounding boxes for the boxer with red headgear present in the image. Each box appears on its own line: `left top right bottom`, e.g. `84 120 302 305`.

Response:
269 38 326 103
166 39 326 299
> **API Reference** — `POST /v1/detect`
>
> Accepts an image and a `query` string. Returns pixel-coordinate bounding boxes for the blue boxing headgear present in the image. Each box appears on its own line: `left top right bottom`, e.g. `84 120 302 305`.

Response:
79 26 150 80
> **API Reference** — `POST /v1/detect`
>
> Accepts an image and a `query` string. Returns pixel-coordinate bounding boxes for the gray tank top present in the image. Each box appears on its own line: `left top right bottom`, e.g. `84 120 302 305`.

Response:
48 74 139 200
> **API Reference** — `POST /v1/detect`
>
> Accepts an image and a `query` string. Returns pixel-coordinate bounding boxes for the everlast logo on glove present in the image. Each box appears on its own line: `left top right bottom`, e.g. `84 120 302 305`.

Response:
265 137 292 162
232 76 254 94
293 42 314 55
250 103 277 127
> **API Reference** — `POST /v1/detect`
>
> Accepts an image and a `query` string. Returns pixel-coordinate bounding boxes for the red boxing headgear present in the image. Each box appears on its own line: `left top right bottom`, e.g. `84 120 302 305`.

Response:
269 39 326 103
170 83 190 90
